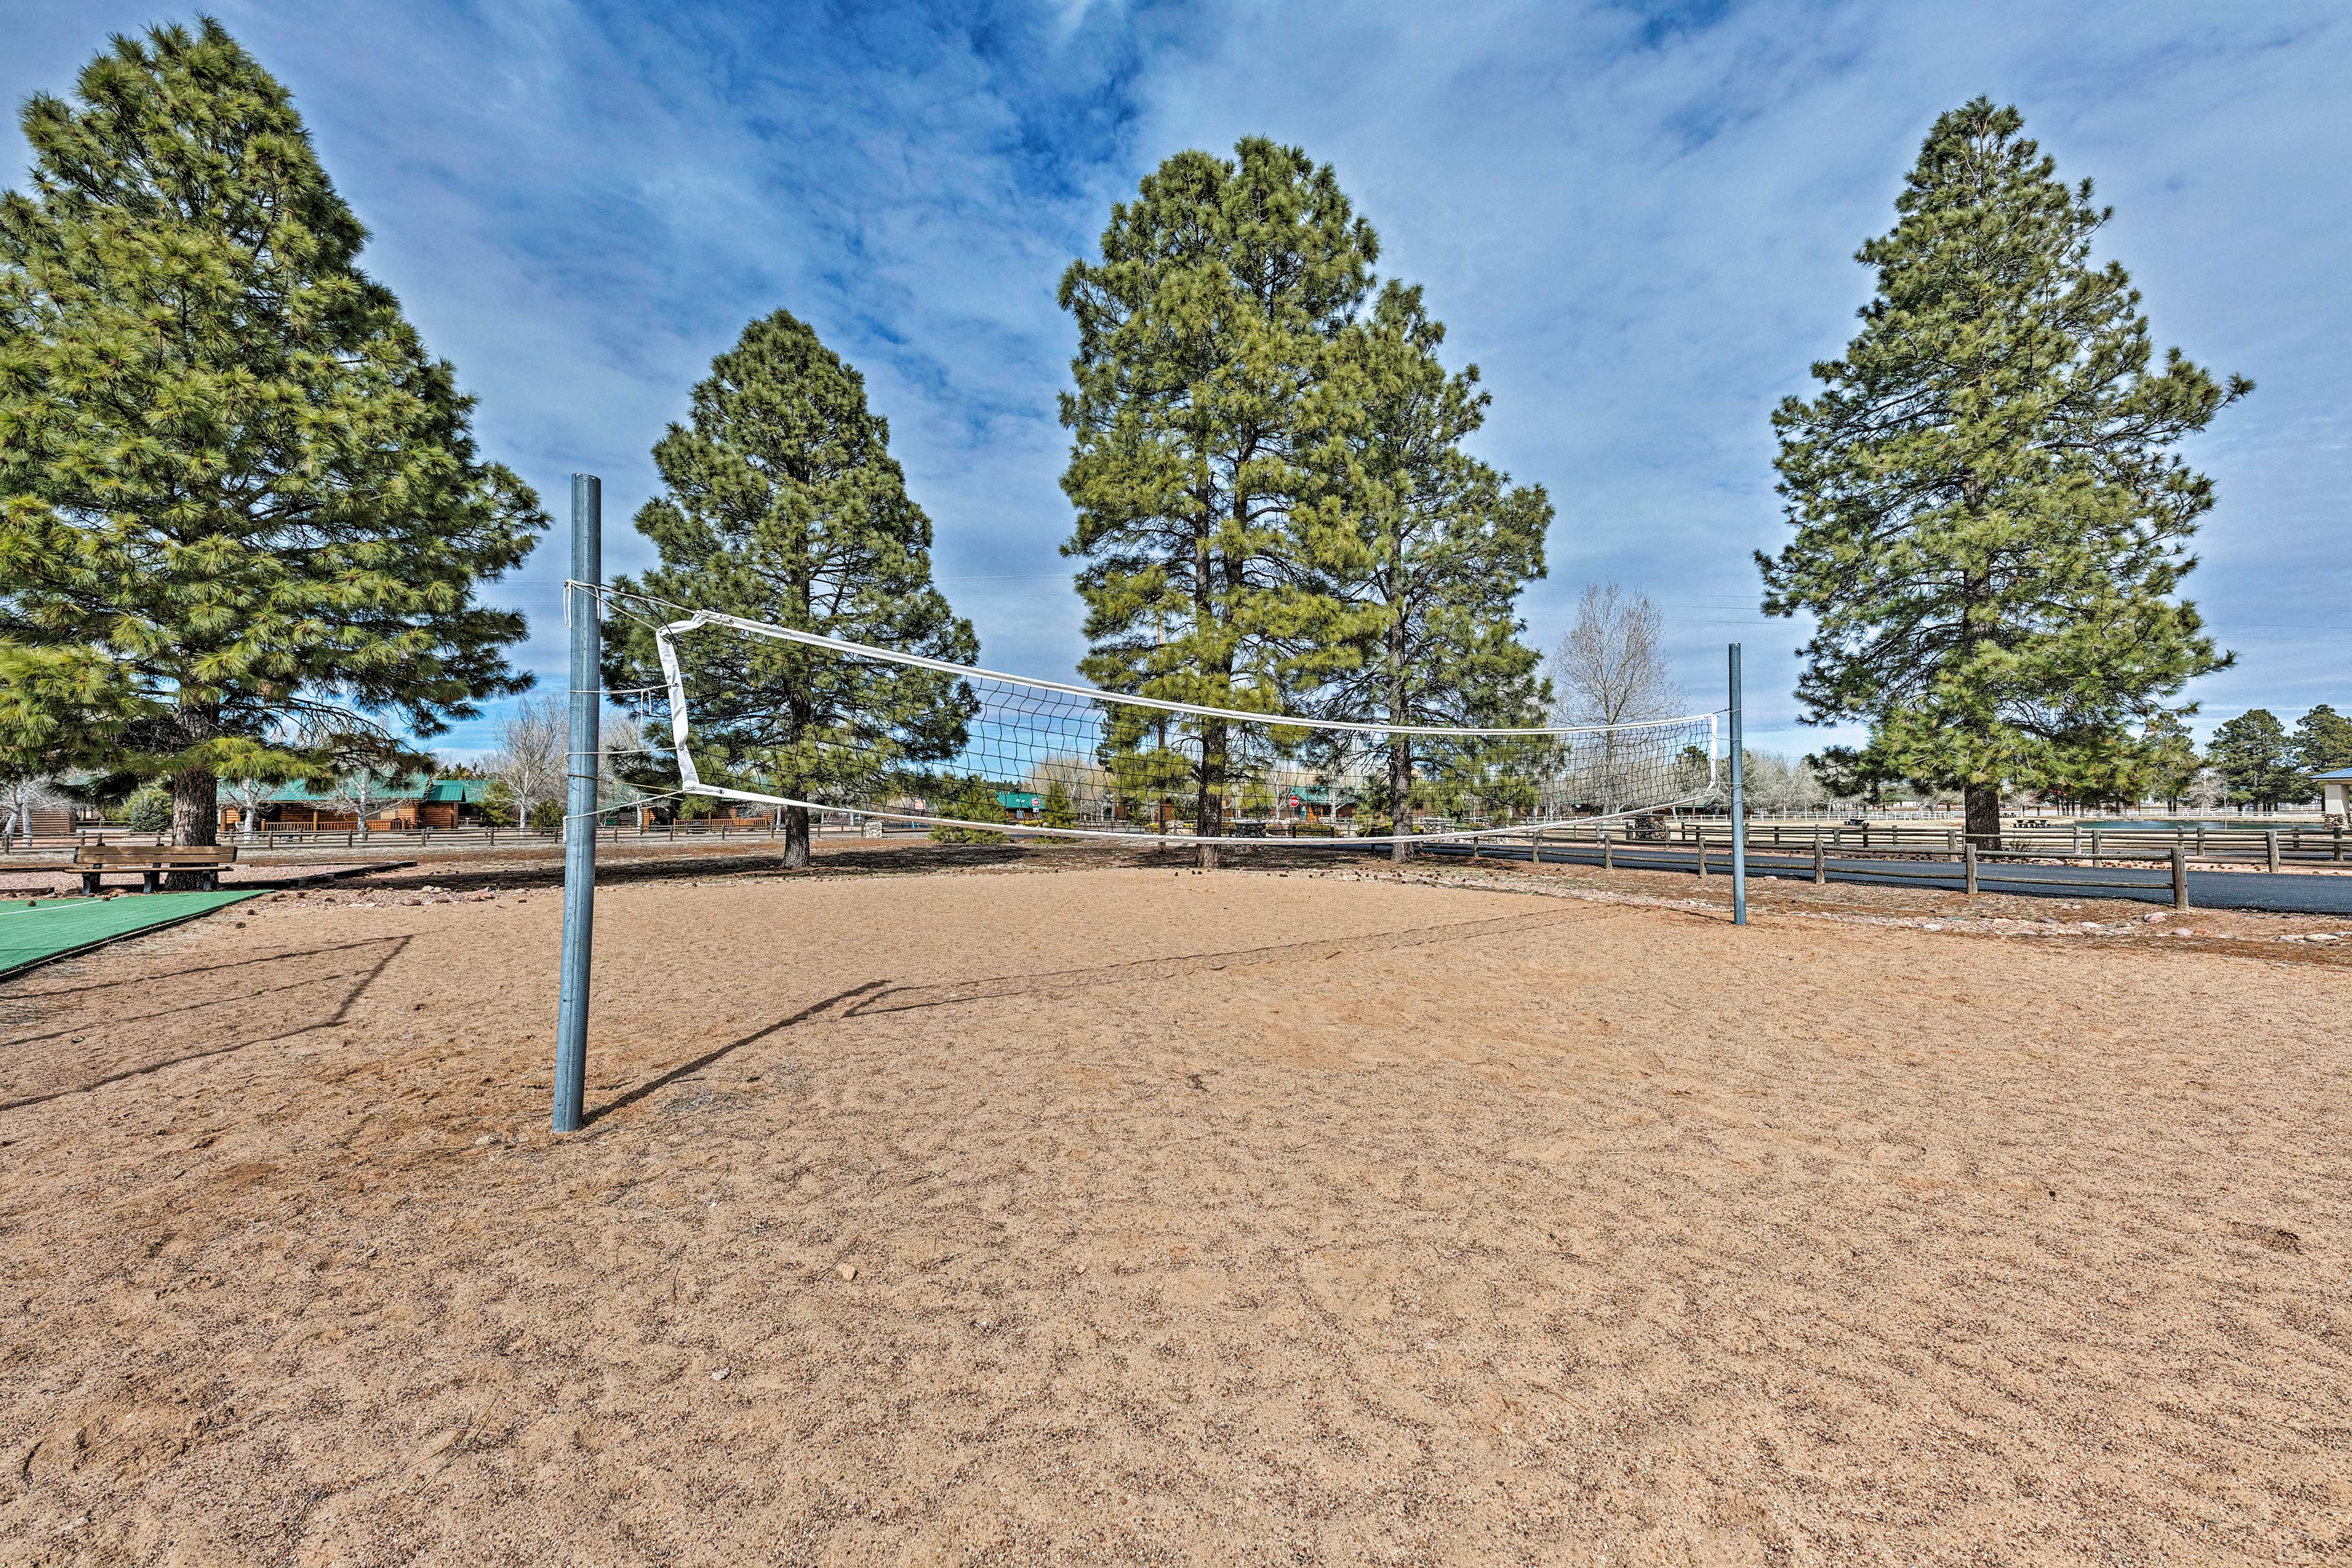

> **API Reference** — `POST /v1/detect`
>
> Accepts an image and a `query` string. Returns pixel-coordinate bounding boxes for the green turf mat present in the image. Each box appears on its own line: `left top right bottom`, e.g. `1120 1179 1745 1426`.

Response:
0 891 262 980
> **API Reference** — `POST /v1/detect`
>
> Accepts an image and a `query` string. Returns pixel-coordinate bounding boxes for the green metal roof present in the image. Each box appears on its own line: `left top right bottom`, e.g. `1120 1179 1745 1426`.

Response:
423 778 491 803
995 790 1041 809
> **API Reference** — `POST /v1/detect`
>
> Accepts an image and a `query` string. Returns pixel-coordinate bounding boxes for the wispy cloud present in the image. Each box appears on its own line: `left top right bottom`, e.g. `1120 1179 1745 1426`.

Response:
6 1 2344 758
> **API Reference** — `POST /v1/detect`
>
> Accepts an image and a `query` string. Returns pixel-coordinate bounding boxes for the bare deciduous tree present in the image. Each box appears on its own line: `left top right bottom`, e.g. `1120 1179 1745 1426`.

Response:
489 695 567 835
0 775 68 848
221 775 277 841
1548 584 1686 813
598 710 650 831
330 766 402 841
1547 583 1684 726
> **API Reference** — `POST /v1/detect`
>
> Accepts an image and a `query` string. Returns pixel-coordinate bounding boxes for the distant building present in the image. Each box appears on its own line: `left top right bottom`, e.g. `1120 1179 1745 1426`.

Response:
221 774 492 832
1283 785 1359 822
995 790 1042 820
417 778 492 827
2319 767 2351 823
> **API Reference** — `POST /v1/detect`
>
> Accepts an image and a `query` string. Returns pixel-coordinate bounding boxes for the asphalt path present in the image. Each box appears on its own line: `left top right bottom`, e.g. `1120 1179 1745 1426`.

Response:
1414 839 2352 916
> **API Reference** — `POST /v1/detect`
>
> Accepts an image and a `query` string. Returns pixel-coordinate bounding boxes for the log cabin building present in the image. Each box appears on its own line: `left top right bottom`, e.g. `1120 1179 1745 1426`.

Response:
220 776 494 834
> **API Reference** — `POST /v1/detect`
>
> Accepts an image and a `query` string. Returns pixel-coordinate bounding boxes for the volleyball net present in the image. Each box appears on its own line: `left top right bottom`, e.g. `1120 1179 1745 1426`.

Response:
616 594 1720 845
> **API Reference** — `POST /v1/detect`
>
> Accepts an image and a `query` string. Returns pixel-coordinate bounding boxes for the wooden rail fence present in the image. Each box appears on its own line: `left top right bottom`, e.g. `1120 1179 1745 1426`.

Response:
1529 818 2342 869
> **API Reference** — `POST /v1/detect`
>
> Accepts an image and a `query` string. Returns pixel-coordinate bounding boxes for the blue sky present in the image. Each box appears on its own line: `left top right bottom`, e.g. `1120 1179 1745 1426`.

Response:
7 0 2346 759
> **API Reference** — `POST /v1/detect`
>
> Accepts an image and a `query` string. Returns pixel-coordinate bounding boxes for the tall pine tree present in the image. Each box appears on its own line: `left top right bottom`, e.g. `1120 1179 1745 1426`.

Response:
2291 704 2352 775
603 310 977 867
2207 709 2301 810
1321 282 1551 861
1060 138 1380 866
1760 99 2247 848
2136 710 2201 812
0 21 543 878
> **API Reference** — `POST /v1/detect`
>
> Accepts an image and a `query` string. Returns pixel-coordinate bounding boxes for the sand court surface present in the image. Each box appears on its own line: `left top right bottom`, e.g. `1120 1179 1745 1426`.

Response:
1 864 2346 1564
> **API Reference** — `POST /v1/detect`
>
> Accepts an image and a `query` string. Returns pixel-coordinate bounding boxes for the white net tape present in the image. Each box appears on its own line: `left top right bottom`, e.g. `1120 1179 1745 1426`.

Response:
625 594 1719 846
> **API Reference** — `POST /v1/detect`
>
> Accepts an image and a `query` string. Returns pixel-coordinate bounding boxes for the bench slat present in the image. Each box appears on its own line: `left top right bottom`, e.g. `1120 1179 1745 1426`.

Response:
73 846 237 867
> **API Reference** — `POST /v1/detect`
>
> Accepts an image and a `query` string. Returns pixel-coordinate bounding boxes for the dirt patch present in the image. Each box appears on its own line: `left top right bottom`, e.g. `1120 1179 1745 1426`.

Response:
2 864 2346 1563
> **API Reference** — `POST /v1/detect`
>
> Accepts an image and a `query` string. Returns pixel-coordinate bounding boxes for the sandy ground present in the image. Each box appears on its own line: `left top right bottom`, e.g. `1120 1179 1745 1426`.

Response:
2 859 2347 1565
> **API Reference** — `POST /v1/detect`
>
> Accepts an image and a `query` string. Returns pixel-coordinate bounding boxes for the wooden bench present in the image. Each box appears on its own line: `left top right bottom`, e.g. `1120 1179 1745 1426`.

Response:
71 844 238 895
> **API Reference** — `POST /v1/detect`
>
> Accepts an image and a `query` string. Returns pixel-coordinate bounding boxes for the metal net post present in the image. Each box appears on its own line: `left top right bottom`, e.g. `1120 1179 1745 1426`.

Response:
553 475 601 1133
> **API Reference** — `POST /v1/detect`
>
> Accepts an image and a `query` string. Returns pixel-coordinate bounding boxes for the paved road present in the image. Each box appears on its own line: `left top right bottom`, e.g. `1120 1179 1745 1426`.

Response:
1416 839 2352 916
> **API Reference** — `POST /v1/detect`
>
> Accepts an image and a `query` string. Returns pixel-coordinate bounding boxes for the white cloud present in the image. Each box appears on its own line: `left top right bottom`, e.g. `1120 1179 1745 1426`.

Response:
4 0 2343 760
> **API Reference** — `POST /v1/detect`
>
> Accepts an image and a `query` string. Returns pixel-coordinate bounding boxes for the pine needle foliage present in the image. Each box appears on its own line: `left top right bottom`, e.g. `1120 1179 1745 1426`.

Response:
603 309 978 867
0 21 545 865
2291 704 2352 776
2136 710 2201 812
1760 99 2248 846
1059 138 1381 865
2207 709 2302 810
1321 282 1551 860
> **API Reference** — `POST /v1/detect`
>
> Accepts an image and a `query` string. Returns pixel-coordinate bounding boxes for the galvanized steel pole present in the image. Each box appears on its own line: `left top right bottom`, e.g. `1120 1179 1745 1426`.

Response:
552 475 601 1133
1728 643 1747 925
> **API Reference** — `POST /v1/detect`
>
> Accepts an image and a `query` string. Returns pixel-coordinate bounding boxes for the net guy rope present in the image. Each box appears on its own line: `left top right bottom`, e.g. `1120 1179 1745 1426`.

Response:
550 473 1748 1131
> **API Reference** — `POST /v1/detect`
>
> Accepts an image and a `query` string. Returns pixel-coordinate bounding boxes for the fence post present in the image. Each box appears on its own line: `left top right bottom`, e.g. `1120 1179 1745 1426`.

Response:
553 473 602 1135
1964 841 1978 896
1601 823 1613 872
2336 826 2344 864
2090 829 2100 866
1813 836 1826 886
2171 846 2188 911
1697 837 1708 881
2267 829 2280 873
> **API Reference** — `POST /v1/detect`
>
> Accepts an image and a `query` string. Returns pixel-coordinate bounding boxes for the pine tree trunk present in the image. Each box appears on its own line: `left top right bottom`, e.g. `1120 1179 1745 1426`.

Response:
1956 557 2002 853
164 695 220 889
1965 781 2002 853
1196 719 1224 871
1194 528 1221 871
1387 741 1411 864
782 683 815 869
167 766 219 889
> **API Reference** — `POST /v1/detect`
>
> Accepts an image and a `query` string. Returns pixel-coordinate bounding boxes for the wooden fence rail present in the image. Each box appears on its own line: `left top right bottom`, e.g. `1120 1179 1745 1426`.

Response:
1512 834 2195 909
1526 819 2343 867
